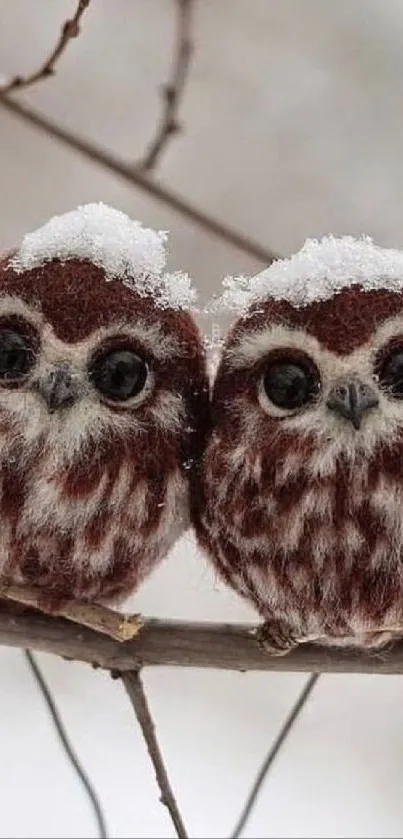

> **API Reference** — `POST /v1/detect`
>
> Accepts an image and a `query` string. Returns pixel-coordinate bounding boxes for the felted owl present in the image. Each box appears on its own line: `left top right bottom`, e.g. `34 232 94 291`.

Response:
0 203 208 607
194 235 403 653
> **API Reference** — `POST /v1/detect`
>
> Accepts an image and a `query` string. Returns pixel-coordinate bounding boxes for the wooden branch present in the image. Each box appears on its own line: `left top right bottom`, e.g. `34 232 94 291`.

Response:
0 95 278 266
0 582 142 642
139 0 194 172
0 0 91 95
1 606 403 674
122 670 188 838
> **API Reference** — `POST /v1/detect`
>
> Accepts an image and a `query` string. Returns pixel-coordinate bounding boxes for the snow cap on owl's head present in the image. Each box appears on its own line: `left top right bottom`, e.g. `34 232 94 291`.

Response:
216 235 403 314
8 202 197 310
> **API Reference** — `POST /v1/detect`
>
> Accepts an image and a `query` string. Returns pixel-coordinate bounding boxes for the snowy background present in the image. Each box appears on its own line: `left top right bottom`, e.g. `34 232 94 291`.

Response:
2 1 403 837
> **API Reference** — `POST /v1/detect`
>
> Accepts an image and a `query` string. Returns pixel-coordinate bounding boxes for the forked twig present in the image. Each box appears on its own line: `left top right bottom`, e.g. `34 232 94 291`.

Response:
0 582 143 642
139 0 194 171
122 669 188 838
0 0 92 95
0 95 278 264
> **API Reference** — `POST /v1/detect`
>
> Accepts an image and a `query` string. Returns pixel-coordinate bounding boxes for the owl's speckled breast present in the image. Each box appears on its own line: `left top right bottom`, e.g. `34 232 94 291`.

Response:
0 418 188 606
197 432 403 649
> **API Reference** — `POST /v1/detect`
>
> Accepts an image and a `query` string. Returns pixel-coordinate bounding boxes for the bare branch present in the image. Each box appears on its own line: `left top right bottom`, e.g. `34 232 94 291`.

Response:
25 650 109 839
139 0 194 172
0 95 278 266
122 670 188 838
0 0 92 95
230 674 319 838
1 607 403 674
0 582 142 642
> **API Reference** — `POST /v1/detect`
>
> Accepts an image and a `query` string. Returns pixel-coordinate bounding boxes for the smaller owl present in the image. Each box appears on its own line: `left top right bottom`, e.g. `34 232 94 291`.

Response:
194 235 403 653
0 203 208 608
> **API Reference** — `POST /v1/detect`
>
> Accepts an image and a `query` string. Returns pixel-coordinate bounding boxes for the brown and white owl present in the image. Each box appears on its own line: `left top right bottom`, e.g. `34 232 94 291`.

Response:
194 235 403 653
0 203 208 607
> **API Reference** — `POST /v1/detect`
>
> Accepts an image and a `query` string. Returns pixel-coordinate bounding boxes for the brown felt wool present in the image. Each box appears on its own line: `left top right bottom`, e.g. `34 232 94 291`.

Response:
230 286 403 356
193 279 403 652
0 255 209 607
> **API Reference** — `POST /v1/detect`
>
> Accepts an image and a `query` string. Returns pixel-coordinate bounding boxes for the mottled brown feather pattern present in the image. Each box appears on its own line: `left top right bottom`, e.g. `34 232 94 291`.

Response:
0 257 209 606
194 287 403 649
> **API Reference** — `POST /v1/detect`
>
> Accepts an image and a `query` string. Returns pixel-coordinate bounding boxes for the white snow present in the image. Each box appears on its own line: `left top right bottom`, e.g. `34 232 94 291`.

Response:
215 235 403 312
8 202 197 309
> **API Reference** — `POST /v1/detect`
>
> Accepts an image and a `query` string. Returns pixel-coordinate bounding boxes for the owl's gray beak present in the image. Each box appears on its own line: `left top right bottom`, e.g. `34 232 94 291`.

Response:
36 364 81 413
326 379 379 430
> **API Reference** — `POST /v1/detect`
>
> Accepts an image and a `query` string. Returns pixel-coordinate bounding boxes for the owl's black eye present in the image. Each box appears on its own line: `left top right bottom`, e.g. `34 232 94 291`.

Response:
90 349 148 401
263 358 320 410
0 329 35 380
377 348 403 398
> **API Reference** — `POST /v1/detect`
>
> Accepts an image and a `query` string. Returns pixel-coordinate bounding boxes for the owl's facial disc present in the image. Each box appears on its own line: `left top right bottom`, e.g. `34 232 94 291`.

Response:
326 378 379 430
35 363 83 414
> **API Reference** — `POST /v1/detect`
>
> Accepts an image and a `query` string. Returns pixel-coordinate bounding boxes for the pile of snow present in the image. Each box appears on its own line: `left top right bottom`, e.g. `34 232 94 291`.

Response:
9 202 196 309
214 235 403 312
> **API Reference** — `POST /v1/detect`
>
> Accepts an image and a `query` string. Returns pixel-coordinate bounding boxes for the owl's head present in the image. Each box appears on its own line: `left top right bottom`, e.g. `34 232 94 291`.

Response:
213 236 403 474
0 204 208 467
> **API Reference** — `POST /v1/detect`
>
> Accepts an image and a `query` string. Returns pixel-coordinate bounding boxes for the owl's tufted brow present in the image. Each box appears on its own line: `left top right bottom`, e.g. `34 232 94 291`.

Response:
225 324 322 369
0 295 184 363
88 319 184 362
0 294 44 329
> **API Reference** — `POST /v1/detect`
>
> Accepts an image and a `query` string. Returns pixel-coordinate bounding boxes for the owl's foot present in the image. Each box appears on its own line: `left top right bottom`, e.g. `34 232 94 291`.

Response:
256 619 300 657
353 628 399 651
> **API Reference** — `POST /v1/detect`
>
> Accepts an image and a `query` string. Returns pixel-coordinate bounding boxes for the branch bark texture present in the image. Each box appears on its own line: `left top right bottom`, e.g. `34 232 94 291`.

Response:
0 608 402 674
122 670 188 838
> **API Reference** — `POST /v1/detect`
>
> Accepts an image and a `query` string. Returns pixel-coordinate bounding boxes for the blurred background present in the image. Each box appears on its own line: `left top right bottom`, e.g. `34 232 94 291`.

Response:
1 1 403 837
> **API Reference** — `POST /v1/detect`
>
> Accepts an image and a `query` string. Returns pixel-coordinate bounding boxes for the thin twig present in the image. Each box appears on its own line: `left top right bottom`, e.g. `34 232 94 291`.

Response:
24 649 108 839
0 95 278 266
230 673 319 838
1 609 403 674
122 669 188 838
0 581 143 642
0 0 91 95
139 0 194 171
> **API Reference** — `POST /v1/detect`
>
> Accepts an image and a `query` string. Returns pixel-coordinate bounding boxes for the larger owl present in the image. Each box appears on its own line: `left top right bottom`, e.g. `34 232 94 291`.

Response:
0 203 208 607
194 235 403 652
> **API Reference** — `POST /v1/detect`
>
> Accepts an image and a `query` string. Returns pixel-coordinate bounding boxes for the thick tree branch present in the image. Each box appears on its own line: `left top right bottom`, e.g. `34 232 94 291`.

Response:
0 0 92 95
122 670 188 838
0 95 278 266
139 0 194 172
0 607 403 674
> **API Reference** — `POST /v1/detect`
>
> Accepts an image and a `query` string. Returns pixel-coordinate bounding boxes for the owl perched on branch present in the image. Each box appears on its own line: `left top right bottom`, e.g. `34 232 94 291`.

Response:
0 203 208 607
194 235 403 653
